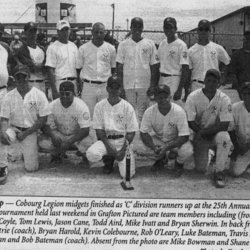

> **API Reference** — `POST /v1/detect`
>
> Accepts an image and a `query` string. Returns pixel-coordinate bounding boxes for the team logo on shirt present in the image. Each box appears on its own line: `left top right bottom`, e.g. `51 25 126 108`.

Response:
169 50 175 58
115 114 123 124
211 105 217 115
83 112 90 120
155 54 159 61
72 115 78 123
29 101 37 110
211 51 217 59
168 122 176 129
182 52 187 59
102 53 109 62
142 48 148 55
228 104 232 113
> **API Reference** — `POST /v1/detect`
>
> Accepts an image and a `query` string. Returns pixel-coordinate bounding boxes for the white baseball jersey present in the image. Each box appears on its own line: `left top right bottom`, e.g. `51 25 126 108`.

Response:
0 44 9 87
76 41 116 82
185 89 233 128
229 101 250 145
188 41 230 81
0 87 50 128
140 103 190 143
116 37 158 89
93 98 139 134
158 38 189 75
45 40 78 80
48 97 91 136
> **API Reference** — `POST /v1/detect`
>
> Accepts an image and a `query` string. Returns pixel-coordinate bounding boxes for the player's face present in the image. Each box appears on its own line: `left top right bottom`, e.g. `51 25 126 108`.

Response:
15 73 29 88
107 84 121 97
241 88 250 105
59 91 74 106
156 92 171 108
57 27 70 43
26 28 37 41
163 24 176 39
197 26 210 40
131 23 143 40
92 25 105 44
204 75 219 93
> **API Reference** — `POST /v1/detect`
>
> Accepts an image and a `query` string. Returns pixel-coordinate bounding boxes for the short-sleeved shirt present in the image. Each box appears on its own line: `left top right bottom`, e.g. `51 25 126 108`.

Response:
93 98 138 134
229 48 250 85
48 97 91 136
229 101 250 145
0 44 9 87
188 41 230 81
45 40 78 80
185 88 233 129
77 41 116 82
0 87 50 128
158 38 189 75
140 103 190 143
116 37 158 89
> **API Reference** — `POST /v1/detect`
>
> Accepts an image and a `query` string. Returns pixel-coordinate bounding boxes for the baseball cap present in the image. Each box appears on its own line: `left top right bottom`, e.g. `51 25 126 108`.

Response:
131 17 143 27
205 69 221 79
13 64 30 76
24 22 38 32
0 23 4 34
57 20 70 30
155 85 171 96
164 17 177 27
241 82 250 91
59 81 75 92
107 75 122 88
198 19 211 29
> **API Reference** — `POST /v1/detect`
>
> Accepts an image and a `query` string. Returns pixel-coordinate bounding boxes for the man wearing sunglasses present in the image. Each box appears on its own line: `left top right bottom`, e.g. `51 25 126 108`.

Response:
38 81 93 166
229 82 250 177
86 76 138 178
187 20 230 94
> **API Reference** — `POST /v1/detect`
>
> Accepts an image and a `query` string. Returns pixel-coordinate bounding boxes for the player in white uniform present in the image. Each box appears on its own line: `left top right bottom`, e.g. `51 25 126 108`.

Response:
188 20 230 93
77 22 116 118
46 20 79 99
38 81 93 165
86 76 139 178
157 17 189 107
17 22 46 94
229 82 250 176
116 17 158 122
185 69 233 188
0 65 50 174
137 85 193 173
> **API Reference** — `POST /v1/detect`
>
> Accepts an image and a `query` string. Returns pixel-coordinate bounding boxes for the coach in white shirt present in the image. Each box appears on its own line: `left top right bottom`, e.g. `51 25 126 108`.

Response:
77 22 116 118
46 20 78 99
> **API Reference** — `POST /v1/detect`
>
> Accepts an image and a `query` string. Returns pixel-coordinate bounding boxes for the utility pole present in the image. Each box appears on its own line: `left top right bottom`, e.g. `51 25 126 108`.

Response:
111 4 115 39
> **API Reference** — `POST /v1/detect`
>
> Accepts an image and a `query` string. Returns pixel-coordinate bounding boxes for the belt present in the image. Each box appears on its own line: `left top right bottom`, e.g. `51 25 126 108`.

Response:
0 85 7 90
192 79 204 84
60 77 76 81
107 134 124 140
14 126 30 132
83 79 106 84
160 73 180 77
29 80 44 83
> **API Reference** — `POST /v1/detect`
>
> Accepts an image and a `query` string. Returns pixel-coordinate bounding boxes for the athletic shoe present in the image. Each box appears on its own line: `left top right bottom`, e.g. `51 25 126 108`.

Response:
102 156 115 174
151 156 166 172
214 171 226 188
0 167 8 185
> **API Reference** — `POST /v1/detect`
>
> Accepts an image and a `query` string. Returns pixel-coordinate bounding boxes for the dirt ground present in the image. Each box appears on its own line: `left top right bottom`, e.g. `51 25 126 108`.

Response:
2 86 250 199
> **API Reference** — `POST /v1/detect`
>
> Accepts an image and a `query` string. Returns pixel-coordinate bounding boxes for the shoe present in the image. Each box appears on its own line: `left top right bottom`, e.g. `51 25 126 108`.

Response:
173 161 184 177
102 156 115 174
50 155 63 167
81 155 89 168
214 171 226 188
0 167 8 185
151 157 165 172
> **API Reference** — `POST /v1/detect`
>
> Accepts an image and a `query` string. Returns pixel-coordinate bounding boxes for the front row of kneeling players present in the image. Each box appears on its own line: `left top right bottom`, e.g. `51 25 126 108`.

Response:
1 65 250 188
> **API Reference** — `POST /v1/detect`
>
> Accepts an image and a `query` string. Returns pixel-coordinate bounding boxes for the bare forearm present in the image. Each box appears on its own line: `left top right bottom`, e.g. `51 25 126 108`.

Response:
117 63 123 87
23 116 47 137
140 132 156 151
178 65 189 91
150 63 160 87
66 128 89 145
163 136 189 152
48 68 57 92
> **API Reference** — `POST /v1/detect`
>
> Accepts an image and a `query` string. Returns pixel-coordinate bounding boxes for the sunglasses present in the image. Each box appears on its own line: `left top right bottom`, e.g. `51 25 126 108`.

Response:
59 91 72 97
199 27 210 32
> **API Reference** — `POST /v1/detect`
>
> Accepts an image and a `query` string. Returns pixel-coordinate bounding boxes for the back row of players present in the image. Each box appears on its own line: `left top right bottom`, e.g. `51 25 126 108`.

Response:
0 17 249 188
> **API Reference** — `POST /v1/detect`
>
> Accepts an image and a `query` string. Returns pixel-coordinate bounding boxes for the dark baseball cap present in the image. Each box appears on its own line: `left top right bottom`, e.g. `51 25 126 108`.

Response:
0 23 4 34
13 64 30 76
107 75 122 88
164 17 177 27
241 82 250 91
24 22 38 32
155 85 171 95
198 19 211 29
205 69 221 79
131 17 143 27
59 81 75 92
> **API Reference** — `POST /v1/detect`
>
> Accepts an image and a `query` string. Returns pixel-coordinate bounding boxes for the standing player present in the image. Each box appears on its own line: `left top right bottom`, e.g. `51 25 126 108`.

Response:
188 20 230 93
86 76 138 178
185 69 232 188
138 85 193 173
46 20 78 99
0 64 50 174
157 17 189 107
77 22 116 118
116 17 158 122
229 82 250 176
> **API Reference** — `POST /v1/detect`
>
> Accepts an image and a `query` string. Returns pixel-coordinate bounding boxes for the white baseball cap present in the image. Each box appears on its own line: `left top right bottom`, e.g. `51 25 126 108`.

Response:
56 20 70 30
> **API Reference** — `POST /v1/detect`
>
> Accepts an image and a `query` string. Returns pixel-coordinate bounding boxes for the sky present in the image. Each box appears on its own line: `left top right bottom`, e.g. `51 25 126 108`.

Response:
1 0 250 31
